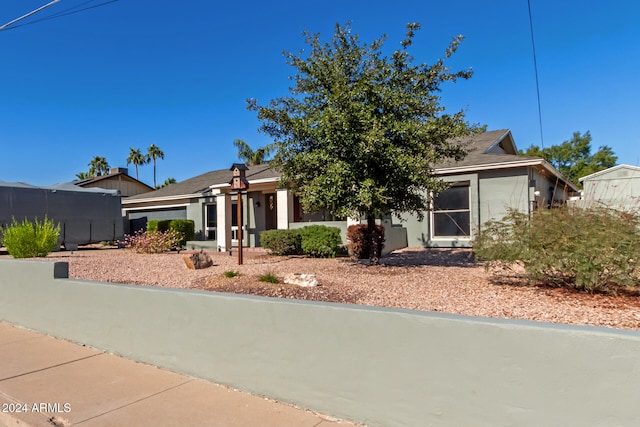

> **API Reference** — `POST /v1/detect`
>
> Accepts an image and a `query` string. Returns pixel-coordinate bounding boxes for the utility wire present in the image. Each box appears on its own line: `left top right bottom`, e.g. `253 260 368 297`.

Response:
0 0 60 30
1 0 118 31
528 0 545 148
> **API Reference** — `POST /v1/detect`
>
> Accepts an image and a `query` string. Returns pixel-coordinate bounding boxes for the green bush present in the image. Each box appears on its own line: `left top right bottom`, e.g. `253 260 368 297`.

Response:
147 219 171 233
224 270 240 278
260 229 302 255
346 224 385 259
298 225 342 258
169 220 195 247
473 207 640 294
259 272 279 283
2 217 60 258
147 219 194 248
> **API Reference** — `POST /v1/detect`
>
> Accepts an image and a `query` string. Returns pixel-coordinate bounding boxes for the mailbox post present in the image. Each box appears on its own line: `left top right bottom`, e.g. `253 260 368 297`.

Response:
229 163 249 265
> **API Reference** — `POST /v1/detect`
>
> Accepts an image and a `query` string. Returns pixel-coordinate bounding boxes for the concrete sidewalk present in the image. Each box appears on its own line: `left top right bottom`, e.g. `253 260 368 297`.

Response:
0 322 355 427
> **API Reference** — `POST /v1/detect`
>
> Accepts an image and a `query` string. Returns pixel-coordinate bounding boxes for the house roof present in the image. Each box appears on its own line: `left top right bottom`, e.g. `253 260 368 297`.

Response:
76 171 154 191
124 130 579 205
578 164 640 183
124 163 279 202
435 129 579 191
436 129 520 169
0 180 119 195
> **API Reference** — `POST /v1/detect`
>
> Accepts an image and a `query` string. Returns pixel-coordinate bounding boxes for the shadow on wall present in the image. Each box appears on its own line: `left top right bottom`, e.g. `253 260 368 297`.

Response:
382 248 477 268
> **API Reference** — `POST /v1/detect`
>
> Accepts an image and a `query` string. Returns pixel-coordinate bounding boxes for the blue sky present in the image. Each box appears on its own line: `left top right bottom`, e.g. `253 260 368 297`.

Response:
1 0 639 186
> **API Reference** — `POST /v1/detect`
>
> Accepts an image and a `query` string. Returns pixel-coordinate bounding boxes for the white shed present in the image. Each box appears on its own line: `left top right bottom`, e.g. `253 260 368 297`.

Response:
579 164 640 212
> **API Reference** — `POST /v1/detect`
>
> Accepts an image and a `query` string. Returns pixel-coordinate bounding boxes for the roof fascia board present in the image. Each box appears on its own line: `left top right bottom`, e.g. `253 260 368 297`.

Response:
122 193 203 205
579 164 640 182
122 202 189 212
436 159 579 192
484 130 516 154
209 176 280 189
435 159 544 174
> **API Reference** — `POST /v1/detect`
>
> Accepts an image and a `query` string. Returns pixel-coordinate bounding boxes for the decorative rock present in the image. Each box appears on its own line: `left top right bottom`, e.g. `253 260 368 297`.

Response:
183 250 214 270
284 273 318 287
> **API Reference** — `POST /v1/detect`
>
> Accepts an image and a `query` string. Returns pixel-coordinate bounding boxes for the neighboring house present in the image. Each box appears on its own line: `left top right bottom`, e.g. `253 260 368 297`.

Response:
578 164 640 212
122 129 578 251
75 167 154 197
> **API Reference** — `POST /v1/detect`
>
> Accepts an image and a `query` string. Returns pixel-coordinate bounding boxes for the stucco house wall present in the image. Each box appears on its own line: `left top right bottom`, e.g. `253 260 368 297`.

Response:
121 130 577 251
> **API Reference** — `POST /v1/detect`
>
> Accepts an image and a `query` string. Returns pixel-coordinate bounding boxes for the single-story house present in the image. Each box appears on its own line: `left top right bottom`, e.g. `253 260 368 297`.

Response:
122 129 578 251
578 164 640 212
75 167 154 197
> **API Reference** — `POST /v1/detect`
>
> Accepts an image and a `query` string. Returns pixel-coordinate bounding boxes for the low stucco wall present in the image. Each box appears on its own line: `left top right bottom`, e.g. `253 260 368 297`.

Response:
1 258 640 426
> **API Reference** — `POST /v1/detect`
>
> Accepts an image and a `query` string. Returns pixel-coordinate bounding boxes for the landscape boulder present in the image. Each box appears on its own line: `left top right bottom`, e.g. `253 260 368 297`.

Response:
183 250 214 270
284 273 318 287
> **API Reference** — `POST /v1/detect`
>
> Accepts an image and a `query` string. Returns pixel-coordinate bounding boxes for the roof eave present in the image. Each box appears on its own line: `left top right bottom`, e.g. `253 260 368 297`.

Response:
122 192 204 205
436 159 580 192
209 176 280 189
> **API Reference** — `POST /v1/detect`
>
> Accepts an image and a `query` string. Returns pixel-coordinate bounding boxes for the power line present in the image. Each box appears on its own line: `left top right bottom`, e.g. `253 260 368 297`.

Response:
527 0 545 148
0 0 61 31
0 0 119 31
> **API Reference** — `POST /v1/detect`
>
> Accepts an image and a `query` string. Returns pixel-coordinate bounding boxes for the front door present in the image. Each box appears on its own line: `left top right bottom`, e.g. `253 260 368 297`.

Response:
264 193 277 230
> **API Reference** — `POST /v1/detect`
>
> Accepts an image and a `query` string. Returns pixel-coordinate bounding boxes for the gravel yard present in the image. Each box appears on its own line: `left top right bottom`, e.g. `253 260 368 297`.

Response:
16 246 640 331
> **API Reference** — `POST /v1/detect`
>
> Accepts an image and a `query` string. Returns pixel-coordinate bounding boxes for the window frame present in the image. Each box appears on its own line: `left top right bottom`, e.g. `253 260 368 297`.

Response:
430 182 472 240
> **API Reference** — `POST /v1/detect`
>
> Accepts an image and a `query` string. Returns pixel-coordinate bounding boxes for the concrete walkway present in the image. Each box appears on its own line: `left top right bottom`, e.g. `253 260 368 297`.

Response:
0 322 356 427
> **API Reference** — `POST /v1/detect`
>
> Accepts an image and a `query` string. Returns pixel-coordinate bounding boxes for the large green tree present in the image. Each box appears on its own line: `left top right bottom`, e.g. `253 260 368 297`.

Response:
147 144 165 188
520 131 617 186
233 139 276 165
248 22 478 264
126 147 148 180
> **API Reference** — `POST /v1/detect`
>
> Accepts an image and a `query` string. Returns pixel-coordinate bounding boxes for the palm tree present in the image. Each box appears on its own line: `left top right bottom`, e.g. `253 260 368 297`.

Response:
147 144 164 188
126 148 148 180
233 139 277 165
156 177 177 189
75 171 92 180
88 156 109 176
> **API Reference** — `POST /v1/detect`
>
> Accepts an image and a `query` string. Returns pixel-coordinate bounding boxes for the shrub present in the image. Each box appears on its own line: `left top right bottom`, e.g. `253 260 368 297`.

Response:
147 219 171 233
298 225 342 258
224 270 240 278
169 220 195 247
147 219 194 248
346 224 385 259
473 207 640 294
1 217 60 258
260 229 302 255
259 272 279 283
120 229 182 254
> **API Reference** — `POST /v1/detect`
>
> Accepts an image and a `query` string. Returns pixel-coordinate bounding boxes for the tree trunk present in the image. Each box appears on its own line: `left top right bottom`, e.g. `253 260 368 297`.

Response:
367 214 380 265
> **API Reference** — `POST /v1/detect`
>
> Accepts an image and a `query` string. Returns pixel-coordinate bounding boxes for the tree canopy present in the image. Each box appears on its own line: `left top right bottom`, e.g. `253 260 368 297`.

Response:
520 131 617 186
248 22 479 262
88 156 109 177
126 148 149 180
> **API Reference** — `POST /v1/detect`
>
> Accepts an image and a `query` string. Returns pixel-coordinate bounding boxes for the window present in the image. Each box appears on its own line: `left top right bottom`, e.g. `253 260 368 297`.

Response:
432 183 471 238
205 204 217 240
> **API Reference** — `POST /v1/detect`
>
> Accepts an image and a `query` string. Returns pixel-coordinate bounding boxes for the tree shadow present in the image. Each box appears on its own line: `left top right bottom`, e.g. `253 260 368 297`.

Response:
377 248 479 268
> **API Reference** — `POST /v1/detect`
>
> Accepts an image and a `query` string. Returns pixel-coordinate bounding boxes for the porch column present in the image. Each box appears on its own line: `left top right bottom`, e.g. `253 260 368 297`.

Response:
216 193 232 252
276 188 293 230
